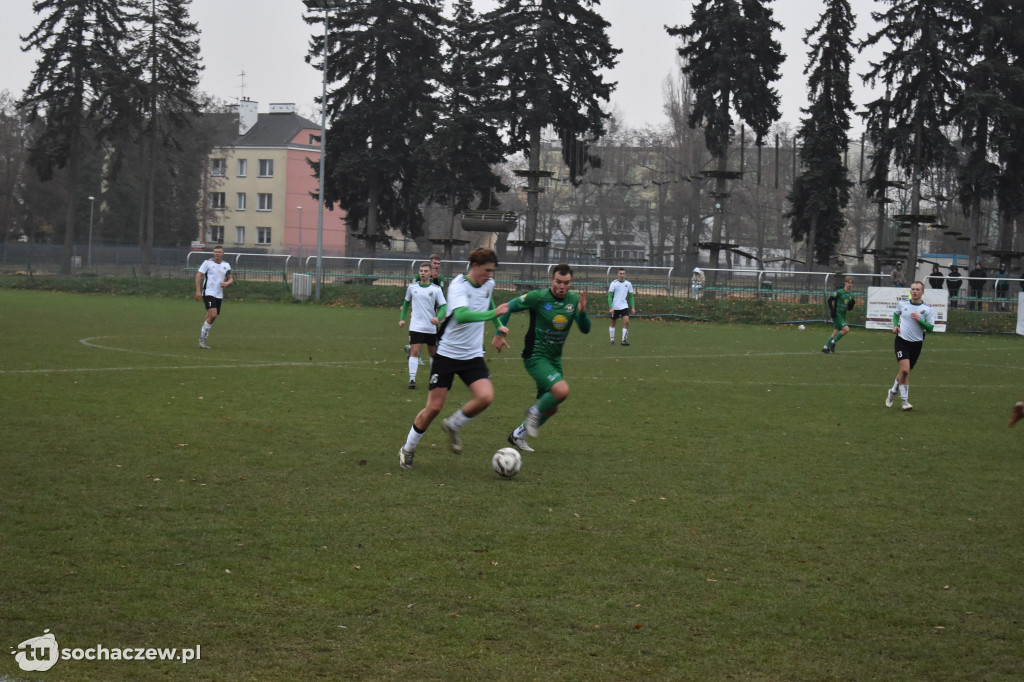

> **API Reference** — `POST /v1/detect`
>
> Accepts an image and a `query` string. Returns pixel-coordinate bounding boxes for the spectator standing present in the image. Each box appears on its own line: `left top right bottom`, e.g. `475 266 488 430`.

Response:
968 261 987 310
946 265 962 309
928 265 944 289
890 261 907 287
994 263 1010 310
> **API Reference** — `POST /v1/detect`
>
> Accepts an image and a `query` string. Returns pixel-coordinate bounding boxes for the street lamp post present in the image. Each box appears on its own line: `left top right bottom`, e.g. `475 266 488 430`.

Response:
297 206 303 262
303 0 343 301
87 195 95 268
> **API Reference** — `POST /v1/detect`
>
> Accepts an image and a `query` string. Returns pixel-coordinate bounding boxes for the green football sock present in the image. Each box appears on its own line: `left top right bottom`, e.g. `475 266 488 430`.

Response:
534 391 561 414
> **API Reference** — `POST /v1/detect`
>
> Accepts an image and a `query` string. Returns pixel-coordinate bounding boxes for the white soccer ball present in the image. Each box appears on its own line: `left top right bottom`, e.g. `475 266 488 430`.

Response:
492 447 522 478
798 324 806 330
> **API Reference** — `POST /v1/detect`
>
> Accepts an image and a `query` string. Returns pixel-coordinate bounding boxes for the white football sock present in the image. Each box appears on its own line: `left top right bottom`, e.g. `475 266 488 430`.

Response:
609 327 615 342
622 329 629 342
408 357 418 380
899 385 909 400
404 425 424 452
448 408 472 430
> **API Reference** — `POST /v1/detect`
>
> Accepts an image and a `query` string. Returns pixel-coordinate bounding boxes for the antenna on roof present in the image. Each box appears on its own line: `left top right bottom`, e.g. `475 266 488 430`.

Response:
237 70 247 102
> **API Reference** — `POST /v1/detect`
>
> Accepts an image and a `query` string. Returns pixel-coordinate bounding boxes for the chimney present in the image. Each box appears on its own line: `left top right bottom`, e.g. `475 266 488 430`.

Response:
237 98 259 135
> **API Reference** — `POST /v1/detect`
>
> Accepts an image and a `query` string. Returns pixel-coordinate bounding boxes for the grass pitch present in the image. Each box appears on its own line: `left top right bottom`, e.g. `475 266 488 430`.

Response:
2 290 1023 681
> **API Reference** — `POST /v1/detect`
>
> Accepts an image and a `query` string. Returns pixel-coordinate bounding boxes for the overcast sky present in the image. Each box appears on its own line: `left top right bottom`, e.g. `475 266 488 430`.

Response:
1 0 882 134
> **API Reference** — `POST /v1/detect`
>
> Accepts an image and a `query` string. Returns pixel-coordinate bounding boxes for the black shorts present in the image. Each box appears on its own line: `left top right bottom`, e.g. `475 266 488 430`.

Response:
611 307 630 320
408 331 437 347
894 336 923 370
202 296 223 313
428 354 490 391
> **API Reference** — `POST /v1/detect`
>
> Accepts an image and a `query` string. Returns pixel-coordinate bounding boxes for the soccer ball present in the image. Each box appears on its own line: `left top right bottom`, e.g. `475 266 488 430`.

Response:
798 324 806 330
492 447 522 478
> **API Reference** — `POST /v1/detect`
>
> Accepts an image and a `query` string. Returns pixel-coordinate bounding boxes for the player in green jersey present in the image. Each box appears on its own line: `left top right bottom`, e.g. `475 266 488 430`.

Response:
492 263 591 451
822 276 856 354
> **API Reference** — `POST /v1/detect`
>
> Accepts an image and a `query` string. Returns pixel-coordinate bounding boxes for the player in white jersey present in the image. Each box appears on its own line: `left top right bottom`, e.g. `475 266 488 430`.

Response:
194 245 233 349
398 248 510 469
399 263 446 389
884 281 936 411
607 268 635 345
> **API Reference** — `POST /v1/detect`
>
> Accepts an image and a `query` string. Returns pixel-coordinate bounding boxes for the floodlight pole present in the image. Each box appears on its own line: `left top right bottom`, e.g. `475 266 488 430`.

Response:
297 206 303 261
304 0 341 300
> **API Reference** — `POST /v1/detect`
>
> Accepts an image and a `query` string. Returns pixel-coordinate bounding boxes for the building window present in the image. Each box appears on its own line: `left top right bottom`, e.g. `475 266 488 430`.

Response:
211 192 226 210
209 225 224 243
236 193 246 211
237 159 248 177
258 159 274 177
309 133 320 146
235 226 245 244
211 158 226 176
257 227 272 245
257 193 273 211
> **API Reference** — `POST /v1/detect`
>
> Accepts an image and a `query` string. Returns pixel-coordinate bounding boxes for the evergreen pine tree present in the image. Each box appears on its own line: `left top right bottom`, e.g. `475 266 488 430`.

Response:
306 0 446 253
785 0 855 268
124 0 203 272
861 0 973 268
957 0 1024 254
415 0 508 253
478 0 619 262
19 0 135 273
668 0 784 268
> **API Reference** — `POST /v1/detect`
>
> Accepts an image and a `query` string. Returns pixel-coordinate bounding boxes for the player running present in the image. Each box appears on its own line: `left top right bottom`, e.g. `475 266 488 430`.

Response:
822 276 856 354
194 245 233 349
398 248 510 470
492 263 591 452
884 281 935 411
607 268 635 346
398 263 446 389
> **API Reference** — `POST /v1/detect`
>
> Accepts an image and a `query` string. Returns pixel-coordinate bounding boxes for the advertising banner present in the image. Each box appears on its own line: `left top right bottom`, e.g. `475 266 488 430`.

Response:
865 287 947 332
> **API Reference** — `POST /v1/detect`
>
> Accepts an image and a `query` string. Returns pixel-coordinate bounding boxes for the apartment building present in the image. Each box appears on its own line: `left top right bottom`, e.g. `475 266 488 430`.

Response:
201 99 346 258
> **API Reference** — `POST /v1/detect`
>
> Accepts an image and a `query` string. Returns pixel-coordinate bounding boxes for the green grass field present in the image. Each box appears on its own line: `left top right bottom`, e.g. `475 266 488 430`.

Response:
2 289 1023 681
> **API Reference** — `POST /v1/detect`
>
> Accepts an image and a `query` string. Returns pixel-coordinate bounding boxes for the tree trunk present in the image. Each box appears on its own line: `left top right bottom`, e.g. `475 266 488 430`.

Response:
61 124 81 276
524 124 542 269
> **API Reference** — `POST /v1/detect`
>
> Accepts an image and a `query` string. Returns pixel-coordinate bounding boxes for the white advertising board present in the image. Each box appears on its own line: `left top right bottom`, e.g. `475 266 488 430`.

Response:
865 287 948 332
1017 292 1024 336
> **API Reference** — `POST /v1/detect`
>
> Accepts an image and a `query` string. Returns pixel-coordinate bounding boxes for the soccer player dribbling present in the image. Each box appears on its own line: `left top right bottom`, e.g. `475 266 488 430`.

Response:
885 281 936 412
492 263 590 451
398 248 510 470
823 276 856 354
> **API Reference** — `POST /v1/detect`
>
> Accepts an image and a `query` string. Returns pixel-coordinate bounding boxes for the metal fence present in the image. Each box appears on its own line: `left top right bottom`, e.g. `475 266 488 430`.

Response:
3 244 1021 313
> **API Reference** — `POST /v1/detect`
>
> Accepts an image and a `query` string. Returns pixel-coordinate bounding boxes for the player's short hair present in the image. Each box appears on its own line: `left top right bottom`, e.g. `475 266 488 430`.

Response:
844 276 854 284
468 247 498 267
617 268 626 274
429 253 441 261
213 245 224 251
419 263 431 271
553 263 573 278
